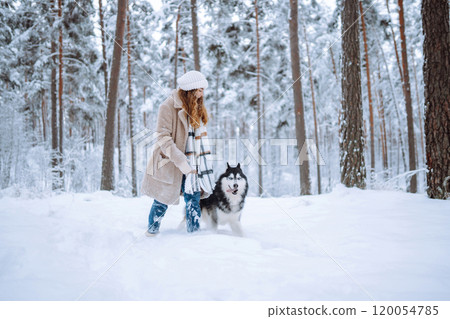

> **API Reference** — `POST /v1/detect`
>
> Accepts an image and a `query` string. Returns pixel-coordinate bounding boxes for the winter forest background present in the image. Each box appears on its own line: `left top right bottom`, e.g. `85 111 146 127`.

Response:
0 0 448 199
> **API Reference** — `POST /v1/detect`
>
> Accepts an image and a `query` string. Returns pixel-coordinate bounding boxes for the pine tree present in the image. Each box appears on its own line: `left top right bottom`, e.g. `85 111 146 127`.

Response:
254 0 264 195
101 0 128 191
302 20 321 194
50 0 60 190
98 0 108 102
398 0 417 193
359 1 375 182
58 0 64 189
422 0 450 199
289 0 311 195
190 0 200 71
340 0 366 188
126 2 137 196
174 3 182 88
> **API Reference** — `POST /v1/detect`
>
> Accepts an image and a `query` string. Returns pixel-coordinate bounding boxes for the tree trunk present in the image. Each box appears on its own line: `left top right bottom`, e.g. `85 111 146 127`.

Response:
398 0 417 193
118 106 122 179
329 46 342 126
68 87 73 138
2 108 14 188
174 4 181 88
190 0 200 71
359 1 375 181
215 66 220 138
374 30 408 171
329 46 338 81
410 44 425 166
127 5 137 196
386 0 404 85
302 21 321 194
377 66 388 177
289 0 311 195
101 0 128 191
51 0 59 190
340 0 366 189
255 0 263 196
422 0 450 199
180 46 187 73
58 0 64 190
98 0 108 102
41 89 47 142
388 117 393 178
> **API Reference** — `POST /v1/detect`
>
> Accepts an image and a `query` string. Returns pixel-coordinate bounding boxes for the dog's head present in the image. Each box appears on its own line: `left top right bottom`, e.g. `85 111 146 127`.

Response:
219 162 248 197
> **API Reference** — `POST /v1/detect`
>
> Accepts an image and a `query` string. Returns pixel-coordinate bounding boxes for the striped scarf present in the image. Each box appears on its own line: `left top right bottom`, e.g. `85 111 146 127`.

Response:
184 121 214 195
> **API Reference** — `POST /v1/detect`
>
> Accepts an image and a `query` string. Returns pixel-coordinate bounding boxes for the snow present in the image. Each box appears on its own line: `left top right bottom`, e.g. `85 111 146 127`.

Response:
0 186 449 301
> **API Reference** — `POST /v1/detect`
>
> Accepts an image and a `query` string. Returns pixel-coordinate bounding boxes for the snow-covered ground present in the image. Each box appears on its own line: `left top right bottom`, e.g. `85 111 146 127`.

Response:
0 185 449 301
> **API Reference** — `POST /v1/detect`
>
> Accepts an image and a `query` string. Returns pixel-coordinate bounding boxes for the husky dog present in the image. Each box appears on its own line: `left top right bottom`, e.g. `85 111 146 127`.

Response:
200 163 249 236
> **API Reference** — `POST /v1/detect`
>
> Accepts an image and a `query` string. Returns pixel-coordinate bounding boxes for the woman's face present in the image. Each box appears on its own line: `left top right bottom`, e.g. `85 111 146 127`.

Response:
194 88 204 99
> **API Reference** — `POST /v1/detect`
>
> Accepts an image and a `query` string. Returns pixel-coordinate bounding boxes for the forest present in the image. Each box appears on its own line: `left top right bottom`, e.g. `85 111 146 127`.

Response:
1 0 450 303
0 0 449 199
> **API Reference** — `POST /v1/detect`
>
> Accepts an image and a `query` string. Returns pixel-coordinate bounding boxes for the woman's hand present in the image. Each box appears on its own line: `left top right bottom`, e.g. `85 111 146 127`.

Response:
189 169 198 174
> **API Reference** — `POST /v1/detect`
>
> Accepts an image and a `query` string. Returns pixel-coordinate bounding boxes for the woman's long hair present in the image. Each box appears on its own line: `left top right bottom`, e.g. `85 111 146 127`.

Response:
178 88 208 129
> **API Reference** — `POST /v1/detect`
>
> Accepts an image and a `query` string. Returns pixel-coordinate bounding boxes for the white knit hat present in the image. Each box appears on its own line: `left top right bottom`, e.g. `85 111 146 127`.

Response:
177 70 208 91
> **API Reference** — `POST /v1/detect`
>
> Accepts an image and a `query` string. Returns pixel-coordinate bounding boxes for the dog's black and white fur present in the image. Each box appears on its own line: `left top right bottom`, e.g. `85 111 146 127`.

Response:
200 163 248 236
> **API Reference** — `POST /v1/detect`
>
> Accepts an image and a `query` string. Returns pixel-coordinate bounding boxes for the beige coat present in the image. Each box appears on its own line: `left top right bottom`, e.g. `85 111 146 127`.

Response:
140 89 207 205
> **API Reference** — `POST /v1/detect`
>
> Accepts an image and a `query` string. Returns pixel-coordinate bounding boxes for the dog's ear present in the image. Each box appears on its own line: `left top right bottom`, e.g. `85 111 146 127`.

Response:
237 163 241 169
227 162 230 169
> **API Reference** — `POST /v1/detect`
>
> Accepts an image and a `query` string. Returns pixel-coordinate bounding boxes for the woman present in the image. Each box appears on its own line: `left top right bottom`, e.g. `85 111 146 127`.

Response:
140 71 214 236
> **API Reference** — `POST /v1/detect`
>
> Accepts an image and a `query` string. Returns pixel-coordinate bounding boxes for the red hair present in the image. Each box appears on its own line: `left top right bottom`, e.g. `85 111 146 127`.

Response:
178 88 208 129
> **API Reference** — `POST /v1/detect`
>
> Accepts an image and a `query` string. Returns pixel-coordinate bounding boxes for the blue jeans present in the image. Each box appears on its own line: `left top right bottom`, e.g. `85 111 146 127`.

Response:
148 174 201 233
